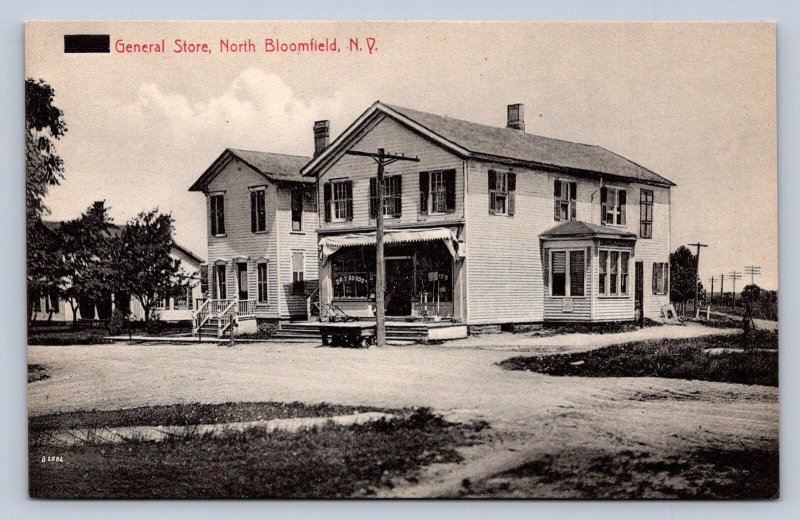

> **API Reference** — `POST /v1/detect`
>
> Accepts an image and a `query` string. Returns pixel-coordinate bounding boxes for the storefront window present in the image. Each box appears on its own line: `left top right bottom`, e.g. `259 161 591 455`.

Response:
333 247 375 299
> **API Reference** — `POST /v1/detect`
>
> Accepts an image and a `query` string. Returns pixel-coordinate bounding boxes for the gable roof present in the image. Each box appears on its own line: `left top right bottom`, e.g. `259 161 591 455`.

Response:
301 101 675 187
540 220 637 240
189 148 313 192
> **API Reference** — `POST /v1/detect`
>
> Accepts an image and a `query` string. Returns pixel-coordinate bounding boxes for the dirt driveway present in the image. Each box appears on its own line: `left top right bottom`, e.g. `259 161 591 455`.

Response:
27 324 778 497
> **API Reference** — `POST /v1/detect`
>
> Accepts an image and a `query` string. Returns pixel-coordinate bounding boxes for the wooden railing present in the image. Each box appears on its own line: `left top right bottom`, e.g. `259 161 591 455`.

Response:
192 298 212 334
306 287 320 321
192 298 256 336
237 299 256 317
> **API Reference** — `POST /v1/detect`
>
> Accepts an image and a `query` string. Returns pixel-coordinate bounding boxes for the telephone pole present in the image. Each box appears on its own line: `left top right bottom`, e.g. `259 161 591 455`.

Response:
345 148 420 347
719 273 725 304
744 265 761 286
729 271 742 308
688 242 708 317
709 276 716 304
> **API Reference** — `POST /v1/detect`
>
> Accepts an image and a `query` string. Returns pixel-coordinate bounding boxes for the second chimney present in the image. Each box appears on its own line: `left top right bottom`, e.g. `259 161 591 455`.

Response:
313 120 330 157
507 103 524 132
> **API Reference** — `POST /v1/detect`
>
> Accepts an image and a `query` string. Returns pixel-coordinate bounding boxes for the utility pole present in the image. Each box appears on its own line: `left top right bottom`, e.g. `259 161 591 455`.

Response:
345 148 420 347
744 265 761 286
709 276 715 304
719 273 725 305
729 271 742 308
688 242 708 317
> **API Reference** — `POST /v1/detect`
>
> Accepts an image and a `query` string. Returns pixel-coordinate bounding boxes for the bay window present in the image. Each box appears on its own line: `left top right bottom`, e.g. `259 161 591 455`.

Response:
599 249 631 296
549 249 585 297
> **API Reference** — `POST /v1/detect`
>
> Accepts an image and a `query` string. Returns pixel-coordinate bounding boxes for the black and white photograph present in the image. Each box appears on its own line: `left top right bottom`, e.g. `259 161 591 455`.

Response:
24 20 778 499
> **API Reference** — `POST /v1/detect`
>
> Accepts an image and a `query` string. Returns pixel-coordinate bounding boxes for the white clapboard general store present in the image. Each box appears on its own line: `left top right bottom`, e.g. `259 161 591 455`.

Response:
190 101 674 338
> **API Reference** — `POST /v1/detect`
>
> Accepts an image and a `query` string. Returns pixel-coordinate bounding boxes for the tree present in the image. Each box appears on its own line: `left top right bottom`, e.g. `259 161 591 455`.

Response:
26 78 67 320
60 202 115 324
670 246 698 314
114 210 188 323
742 283 762 304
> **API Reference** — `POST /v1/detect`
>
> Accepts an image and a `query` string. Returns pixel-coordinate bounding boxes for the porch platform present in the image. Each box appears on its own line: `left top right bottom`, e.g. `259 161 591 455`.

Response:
276 320 468 343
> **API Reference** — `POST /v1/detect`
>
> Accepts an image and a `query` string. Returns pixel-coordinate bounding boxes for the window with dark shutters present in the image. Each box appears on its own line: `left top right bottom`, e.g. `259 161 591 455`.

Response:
419 171 429 214
444 170 456 213
370 176 401 218
250 189 266 233
291 188 303 231
369 178 378 219
323 182 332 222
554 180 577 221
600 186 608 224
507 172 516 216
488 170 497 214
489 170 514 215
210 194 225 236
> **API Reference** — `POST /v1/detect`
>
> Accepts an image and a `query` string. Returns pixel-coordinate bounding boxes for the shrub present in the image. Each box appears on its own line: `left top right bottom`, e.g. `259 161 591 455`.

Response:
107 310 128 336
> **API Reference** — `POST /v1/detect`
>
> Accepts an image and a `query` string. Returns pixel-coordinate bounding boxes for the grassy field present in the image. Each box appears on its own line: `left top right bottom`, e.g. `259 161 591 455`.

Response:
468 446 778 499
29 404 488 498
499 331 778 386
28 321 192 345
29 401 399 432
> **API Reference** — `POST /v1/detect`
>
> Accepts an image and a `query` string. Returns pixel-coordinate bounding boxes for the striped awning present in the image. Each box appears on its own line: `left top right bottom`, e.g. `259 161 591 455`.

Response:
320 227 463 263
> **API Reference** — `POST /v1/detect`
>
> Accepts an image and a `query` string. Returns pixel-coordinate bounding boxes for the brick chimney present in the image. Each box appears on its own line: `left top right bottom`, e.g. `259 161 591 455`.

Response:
507 103 524 132
313 120 330 157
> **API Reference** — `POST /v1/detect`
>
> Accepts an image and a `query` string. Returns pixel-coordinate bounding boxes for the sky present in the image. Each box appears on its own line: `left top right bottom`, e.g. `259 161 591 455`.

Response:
25 21 777 289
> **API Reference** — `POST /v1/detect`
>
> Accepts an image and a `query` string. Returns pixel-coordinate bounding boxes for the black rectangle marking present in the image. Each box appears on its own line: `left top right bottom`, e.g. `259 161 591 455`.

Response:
64 34 110 53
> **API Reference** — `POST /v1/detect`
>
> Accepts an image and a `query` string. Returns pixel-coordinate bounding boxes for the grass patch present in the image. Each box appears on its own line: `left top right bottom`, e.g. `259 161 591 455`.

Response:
29 407 486 498
29 401 398 432
470 447 778 499
499 331 778 386
27 364 49 383
28 325 112 345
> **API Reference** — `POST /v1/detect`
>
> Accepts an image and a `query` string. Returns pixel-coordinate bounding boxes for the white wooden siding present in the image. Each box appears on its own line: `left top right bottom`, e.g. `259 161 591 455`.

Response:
465 161 555 324
317 117 465 230
278 185 319 318
206 158 280 318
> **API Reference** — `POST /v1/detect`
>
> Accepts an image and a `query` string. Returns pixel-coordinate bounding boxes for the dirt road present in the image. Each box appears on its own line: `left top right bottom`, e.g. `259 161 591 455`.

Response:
27 324 778 497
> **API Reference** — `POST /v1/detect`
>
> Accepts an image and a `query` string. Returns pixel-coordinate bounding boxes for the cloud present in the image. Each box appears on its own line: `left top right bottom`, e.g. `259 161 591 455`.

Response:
49 68 362 259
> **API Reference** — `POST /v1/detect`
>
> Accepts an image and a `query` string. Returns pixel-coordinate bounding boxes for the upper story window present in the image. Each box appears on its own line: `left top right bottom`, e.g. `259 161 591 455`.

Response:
291 187 303 232
209 193 226 236
369 175 402 218
250 188 266 233
419 170 456 215
488 170 516 216
601 186 626 226
324 180 353 223
640 189 653 238
554 179 577 221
